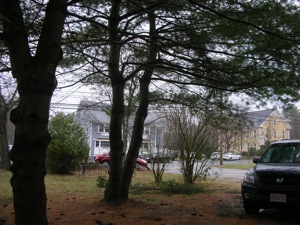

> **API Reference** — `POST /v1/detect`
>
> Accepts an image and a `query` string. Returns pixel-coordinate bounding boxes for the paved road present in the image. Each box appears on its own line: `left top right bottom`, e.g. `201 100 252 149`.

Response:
163 159 253 181
212 159 253 181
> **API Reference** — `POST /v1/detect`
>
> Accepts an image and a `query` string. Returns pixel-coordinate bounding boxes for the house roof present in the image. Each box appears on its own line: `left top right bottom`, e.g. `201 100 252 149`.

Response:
76 100 165 126
246 108 275 128
76 101 111 124
245 108 291 129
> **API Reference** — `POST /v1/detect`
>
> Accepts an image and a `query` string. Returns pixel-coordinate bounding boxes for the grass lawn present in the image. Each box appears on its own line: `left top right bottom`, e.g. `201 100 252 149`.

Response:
0 167 238 206
218 163 255 170
1 168 292 225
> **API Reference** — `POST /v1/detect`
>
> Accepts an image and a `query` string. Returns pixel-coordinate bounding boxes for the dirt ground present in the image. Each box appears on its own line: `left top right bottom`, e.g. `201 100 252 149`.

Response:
1 178 300 225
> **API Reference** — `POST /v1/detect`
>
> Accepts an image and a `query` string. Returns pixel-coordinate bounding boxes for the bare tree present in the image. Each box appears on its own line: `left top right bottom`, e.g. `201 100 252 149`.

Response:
165 105 218 184
148 126 169 183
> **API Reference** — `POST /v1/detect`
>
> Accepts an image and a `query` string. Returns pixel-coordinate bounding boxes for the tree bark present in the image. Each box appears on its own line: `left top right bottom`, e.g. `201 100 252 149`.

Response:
0 88 18 170
104 2 158 202
0 101 10 169
1 0 67 224
104 0 125 202
121 11 158 199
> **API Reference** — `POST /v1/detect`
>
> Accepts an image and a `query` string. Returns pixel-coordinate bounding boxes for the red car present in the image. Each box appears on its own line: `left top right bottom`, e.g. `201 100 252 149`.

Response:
94 153 149 169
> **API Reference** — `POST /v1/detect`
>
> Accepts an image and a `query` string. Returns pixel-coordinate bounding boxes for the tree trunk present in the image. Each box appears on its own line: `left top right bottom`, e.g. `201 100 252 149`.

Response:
0 88 18 170
104 4 158 202
0 104 10 170
1 1 67 224
104 0 125 202
121 11 157 199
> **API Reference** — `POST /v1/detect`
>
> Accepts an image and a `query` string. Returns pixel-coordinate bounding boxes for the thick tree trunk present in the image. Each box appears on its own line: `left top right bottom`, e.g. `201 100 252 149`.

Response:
104 2 158 203
10 95 51 225
121 76 151 198
1 1 67 224
104 0 125 202
0 104 10 170
121 12 157 199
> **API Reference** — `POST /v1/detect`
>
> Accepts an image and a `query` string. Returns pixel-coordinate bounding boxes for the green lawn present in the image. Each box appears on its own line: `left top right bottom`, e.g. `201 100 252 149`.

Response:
0 169 183 205
0 170 13 205
0 167 240 202
218 163 255 170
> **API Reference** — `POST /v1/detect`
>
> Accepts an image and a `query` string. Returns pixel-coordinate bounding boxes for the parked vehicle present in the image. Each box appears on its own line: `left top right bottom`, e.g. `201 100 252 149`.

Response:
241 140 300 214
223 152 242 160
210 152 220 160
94 153 149 169
169 150 180 160
170 150 181 159
145 152 173 163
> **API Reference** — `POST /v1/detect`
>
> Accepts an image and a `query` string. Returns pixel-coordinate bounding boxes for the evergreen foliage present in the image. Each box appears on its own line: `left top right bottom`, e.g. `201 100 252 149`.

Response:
47 113 89 174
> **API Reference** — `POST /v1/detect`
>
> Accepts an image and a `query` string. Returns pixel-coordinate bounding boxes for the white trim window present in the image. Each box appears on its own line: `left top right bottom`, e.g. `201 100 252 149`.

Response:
100 141 110 148
273 119 277 125
143 127 150 135
98 124 109 133
253 129 257 139
282 130 285 139
274 130 277 139
246 130 250 139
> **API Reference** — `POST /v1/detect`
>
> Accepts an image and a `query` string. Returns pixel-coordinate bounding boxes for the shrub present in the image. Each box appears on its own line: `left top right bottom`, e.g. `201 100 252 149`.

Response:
46 113 89 174
158 180 205 195
96 176 108 188
248 148 257 157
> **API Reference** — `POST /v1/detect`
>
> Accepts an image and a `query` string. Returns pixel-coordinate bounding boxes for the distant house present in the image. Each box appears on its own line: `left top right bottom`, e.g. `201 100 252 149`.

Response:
75 101 111 157
75 101 166 158
225 108 291 153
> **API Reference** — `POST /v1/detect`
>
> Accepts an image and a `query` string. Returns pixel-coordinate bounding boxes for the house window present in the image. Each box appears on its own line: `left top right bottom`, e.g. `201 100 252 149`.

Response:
100 141 110 148
274 119 277 125
95 141 100 147
254 143 257 149
143 142 149 149
141 142 150 151
274 130 277 139
246 130 250 139
282 130 285 139
253 129 257 139
265 130 268 138
143 127 150 135
98 124 109 133
247 143 250 150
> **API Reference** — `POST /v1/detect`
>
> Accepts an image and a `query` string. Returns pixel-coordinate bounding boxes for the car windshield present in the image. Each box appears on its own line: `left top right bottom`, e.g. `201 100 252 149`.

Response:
260 143 300 163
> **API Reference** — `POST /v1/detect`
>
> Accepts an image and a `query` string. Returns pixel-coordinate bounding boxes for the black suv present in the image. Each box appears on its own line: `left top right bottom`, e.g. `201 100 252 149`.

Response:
241 140 300 214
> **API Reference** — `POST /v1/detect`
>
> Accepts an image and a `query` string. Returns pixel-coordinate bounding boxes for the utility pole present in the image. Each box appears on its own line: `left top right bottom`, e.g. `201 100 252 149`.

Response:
219 130 223 166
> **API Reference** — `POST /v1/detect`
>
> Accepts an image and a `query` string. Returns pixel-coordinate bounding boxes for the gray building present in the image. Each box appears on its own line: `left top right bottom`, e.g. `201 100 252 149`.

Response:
75 101 166 158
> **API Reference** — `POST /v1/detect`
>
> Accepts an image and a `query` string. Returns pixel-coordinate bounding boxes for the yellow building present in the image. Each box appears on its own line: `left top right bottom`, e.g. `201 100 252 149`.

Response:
226 108 291 153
